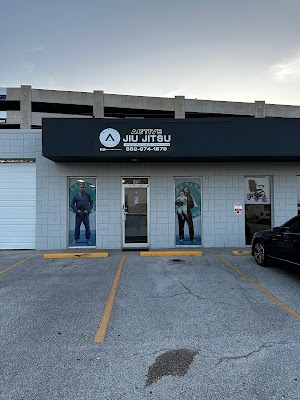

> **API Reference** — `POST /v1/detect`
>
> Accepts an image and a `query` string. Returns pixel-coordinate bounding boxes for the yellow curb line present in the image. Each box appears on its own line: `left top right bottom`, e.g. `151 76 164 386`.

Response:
0 258 30 276
232 250 252 256
43 252 108 259
94 255 126 343
217 255 300 322
140 251 202 257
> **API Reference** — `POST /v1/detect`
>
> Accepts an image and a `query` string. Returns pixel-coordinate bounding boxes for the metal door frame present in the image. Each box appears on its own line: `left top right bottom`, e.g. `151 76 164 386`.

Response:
122 181 150 249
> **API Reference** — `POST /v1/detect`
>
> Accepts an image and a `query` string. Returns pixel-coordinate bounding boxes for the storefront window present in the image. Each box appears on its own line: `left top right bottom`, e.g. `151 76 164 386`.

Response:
245 177 272 245
175 178 202 246
297 176 300 215
68 177 96 247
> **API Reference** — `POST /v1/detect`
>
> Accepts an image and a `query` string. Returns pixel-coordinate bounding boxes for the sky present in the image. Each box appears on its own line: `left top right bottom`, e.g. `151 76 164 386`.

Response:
1 0 300 105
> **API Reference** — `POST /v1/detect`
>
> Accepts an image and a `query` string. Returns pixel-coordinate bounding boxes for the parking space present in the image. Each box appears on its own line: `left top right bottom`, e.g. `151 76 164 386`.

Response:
221 250 300 318
1 249 300 399
0 250 33 274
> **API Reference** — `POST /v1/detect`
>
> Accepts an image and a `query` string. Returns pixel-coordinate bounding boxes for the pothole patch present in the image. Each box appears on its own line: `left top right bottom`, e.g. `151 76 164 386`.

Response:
145 349 198 387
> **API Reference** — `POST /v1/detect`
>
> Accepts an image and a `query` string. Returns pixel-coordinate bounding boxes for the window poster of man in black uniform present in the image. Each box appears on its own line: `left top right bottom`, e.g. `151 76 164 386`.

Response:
68 178 96 247
175 178 201 246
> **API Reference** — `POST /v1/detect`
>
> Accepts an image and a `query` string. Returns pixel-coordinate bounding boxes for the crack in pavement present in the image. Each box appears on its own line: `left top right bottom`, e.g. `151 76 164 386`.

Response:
215 341 291 365
148 291 192 299
178 280 239 308
148 280 240 308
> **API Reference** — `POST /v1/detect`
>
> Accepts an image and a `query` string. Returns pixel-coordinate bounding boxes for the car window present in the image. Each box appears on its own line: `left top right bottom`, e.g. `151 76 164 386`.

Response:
286 219 300 234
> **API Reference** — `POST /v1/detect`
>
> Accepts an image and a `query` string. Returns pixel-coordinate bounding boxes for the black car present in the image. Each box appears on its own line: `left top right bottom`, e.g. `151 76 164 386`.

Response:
251 215 300 267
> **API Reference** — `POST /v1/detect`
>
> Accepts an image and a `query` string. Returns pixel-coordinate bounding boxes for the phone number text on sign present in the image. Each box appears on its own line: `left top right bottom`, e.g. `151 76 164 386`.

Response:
125 146 168 152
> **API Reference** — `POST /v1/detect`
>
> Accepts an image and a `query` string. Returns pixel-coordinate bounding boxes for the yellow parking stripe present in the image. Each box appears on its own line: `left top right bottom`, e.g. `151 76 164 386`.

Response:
217 255 300 321
94 256 126 343
0 258 30 276
140 251 202 257
43 252 108 258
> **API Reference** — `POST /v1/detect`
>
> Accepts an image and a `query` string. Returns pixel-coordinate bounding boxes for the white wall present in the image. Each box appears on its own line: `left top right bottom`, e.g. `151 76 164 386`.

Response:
35 155 300 250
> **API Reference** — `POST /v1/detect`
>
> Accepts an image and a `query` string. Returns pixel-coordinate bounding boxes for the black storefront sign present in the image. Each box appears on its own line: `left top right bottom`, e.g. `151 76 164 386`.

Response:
42 118 300 162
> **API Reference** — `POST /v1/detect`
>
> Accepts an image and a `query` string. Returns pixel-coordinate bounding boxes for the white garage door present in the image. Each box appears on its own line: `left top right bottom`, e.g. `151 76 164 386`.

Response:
0 162 36 249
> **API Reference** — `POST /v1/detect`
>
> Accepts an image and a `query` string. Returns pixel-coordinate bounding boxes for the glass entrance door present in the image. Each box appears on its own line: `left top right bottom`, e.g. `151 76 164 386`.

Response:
122 179 149 248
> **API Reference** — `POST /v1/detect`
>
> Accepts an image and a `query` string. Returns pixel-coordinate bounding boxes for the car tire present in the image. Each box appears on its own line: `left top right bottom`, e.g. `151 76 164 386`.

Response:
253 242 268 266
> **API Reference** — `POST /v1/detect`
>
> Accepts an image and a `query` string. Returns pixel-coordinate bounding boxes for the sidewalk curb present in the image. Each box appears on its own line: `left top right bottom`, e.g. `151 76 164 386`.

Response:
232 250 252 256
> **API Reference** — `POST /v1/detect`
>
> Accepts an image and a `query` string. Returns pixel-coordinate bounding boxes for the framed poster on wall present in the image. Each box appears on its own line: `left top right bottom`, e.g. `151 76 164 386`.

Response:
175 178 201 246
245 177 270 204
68 178 96 247
244 176 272 244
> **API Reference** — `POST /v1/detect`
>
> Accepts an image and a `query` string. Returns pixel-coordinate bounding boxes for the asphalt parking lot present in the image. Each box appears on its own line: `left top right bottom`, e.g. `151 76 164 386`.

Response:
1 248 300 400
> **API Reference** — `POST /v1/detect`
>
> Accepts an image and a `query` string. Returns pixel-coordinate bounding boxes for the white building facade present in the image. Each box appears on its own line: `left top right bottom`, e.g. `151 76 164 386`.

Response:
0 86 300 250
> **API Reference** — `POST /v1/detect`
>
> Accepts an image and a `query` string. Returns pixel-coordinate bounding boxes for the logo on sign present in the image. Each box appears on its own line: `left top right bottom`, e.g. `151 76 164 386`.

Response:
99 128 121 148
98 127 174 154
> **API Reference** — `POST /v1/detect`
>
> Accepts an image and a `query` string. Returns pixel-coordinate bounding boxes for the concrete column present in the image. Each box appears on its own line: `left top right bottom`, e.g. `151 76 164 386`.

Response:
175 96 185 119
255 100 265 118
20 85 32 128
93 90 104 118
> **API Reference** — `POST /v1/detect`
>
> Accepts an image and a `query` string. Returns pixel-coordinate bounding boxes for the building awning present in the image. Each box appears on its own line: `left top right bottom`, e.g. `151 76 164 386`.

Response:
42 118 300 162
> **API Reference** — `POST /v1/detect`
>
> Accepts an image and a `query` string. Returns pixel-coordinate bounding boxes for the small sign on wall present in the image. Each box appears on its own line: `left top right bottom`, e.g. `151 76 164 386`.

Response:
234 203 243 214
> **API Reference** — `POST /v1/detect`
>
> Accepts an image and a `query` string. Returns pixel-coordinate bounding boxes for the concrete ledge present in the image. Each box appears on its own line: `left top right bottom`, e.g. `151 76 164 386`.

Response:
232 250 252 256
140 251 202 257
43 252 109 259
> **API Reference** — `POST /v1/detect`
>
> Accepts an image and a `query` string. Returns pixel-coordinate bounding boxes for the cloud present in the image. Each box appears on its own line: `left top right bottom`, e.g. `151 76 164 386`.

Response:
270 53 300 81
165 88 185 97
24 46 44 53
47 76 56 88
25 63 35 73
